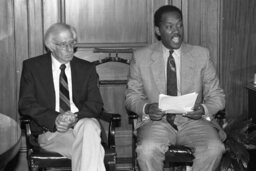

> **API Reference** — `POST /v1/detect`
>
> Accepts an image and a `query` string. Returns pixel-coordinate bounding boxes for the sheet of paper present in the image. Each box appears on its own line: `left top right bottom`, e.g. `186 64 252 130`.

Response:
159 92 198 114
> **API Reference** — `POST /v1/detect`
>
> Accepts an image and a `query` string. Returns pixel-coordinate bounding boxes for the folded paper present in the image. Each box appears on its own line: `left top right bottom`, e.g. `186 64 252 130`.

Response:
159 92 198 114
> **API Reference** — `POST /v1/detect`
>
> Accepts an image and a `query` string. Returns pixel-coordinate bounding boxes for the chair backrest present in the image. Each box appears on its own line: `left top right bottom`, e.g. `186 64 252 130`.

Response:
93 48 131 85
92 48 133 158
93 48 132 127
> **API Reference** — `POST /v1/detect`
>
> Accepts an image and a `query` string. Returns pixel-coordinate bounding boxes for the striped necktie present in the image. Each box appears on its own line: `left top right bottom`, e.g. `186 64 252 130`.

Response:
166 50 178 130
167 50 177 96
59 64 70 112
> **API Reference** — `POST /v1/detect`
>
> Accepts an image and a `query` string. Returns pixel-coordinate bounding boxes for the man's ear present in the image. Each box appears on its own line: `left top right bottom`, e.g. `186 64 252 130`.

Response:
45 42 54 52
154 26 161 40
154 26 161 37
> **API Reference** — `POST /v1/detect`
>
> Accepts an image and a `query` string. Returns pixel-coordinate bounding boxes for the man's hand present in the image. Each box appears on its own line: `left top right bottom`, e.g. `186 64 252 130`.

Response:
55 111 78 132
145 103 165 121
184 105 205 120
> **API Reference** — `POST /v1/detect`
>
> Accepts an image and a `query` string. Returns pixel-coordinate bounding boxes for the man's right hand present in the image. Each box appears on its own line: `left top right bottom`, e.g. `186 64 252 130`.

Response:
145 103 165 121
55 111 77 132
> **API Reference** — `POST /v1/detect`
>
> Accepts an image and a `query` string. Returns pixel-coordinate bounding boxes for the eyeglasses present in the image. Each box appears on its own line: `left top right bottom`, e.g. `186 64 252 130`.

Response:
54 40 77 49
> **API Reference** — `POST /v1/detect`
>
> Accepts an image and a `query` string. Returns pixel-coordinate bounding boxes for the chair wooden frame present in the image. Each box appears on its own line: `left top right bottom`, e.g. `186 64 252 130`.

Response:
128 110 226 171
20 112 121 171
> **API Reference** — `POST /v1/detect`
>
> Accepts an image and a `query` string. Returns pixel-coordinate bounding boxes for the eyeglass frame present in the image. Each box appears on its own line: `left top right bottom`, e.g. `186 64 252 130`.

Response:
54 40 77 50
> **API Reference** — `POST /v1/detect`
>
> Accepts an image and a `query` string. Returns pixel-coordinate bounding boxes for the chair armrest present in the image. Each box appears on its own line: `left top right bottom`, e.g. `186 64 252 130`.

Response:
99 111 121 149
214 109 226 128
127 110 138 120
215 109 226 120
20 115 40 150
127 110 138 126
20 115 31 125
20 115 32 136
99 111 121 126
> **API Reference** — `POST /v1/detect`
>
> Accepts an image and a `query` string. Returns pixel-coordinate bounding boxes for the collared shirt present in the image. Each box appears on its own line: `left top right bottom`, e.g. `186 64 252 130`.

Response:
51 55 79 113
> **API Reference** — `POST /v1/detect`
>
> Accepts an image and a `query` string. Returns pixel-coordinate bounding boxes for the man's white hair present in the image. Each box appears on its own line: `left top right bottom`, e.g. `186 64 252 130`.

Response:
44 23 77 50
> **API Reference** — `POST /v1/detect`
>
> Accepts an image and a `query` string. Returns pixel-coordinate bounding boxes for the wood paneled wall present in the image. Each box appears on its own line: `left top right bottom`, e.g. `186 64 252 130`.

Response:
187 0 221 67
0 0 223 121
3 0 255 168
2 0 247 131
220 0 256 119
65 0 151 47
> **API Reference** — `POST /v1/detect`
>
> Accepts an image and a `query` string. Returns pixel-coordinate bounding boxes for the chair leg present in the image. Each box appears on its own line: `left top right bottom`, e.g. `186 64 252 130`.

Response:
106 155 116 171
131 133 137 171
30 166 39 171
29 158 39 171
107 162 116 171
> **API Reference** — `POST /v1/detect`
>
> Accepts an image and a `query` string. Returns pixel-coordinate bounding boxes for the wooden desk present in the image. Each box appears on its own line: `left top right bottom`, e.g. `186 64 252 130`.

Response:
247 83 256 123
0 113 21 171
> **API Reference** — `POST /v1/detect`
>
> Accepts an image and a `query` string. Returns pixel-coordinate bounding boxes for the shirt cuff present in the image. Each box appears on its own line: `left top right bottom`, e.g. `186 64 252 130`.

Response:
142 103 148 114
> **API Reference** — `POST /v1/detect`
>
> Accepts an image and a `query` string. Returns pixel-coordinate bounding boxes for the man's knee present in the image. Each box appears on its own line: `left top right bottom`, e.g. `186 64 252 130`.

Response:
136 140 166 160
74 118 101 135
206 140 225 158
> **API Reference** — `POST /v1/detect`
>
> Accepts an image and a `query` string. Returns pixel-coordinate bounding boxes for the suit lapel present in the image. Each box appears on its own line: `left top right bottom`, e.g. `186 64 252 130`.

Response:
180 44 196 94
150 43 166 94
42 54 55 109
70 57 79 104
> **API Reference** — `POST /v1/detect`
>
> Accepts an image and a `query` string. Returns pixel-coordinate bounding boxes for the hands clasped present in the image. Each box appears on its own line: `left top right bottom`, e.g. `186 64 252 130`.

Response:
55 111 78 133
145 103 205 121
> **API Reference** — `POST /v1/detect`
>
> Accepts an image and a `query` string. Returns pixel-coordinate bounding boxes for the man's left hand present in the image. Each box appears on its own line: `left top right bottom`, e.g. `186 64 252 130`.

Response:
183 105 205 120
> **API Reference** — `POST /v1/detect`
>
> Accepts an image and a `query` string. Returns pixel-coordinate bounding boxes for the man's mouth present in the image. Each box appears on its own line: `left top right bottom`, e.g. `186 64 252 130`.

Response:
171 36 180 44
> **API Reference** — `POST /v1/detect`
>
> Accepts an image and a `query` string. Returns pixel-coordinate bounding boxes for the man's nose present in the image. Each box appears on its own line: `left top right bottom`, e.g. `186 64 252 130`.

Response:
172 25 179 33
66 44 74 51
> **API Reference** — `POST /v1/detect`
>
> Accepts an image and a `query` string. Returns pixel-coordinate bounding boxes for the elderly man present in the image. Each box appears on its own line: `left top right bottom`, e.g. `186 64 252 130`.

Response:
19 23 105 171
125 5 225 171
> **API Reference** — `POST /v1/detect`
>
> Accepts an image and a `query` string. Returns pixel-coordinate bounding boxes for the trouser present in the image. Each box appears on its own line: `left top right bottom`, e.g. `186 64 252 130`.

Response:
38 118 106 171
136 118 225 171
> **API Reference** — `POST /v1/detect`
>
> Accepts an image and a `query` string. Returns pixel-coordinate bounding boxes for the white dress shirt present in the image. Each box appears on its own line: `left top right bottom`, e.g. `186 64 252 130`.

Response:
51 55 79 113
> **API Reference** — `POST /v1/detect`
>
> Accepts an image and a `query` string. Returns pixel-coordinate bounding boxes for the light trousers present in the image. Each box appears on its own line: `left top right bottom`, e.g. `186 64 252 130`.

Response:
38 118 106 171
136 118 225 171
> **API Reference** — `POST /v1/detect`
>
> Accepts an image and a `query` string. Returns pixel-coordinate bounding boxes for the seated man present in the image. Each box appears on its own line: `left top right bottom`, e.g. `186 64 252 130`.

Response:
125 5 225 171
19 23 105 171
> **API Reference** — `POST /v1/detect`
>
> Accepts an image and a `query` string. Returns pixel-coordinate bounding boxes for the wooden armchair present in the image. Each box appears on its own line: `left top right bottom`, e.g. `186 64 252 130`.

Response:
20 111 121 171
128 110 226 171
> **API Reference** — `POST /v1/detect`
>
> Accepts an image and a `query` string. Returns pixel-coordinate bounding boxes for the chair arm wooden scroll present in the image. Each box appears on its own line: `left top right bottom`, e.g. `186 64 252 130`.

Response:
99 111 121 149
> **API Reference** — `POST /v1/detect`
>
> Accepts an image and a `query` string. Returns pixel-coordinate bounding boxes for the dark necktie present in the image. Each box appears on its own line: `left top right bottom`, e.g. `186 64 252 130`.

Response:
59 64 70 112
166 50 178 130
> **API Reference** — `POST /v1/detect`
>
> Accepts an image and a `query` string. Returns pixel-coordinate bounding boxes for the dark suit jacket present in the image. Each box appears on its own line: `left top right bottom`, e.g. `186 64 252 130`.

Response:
19 53 103 134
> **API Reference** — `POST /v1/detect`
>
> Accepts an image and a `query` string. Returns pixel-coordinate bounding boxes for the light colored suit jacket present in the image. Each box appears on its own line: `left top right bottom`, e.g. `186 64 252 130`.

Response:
125 42 225 127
